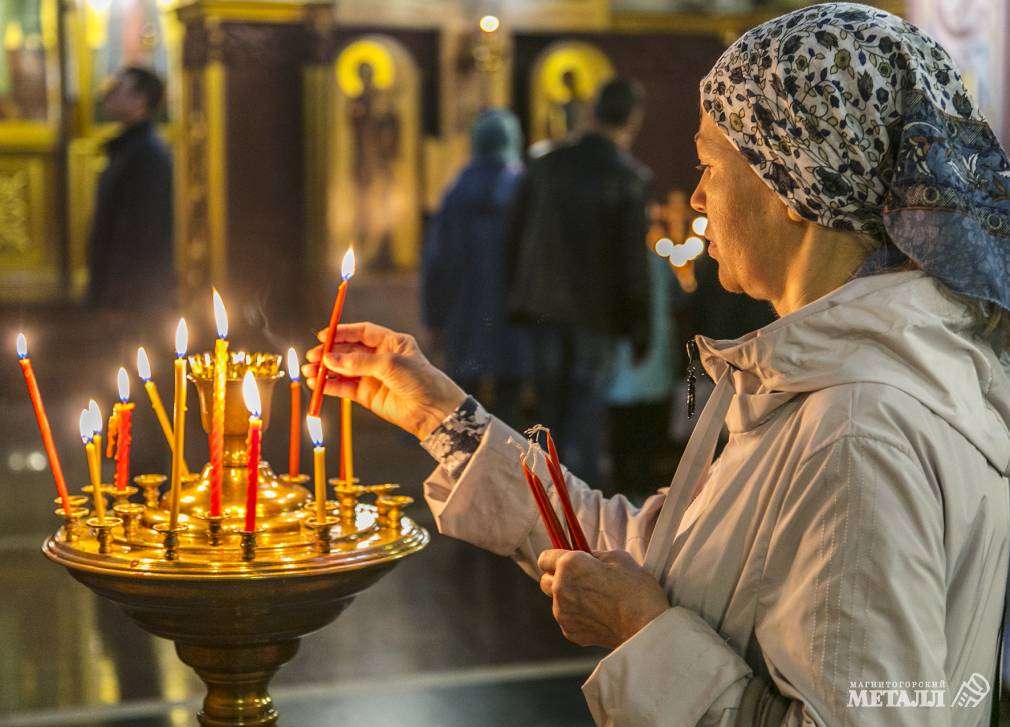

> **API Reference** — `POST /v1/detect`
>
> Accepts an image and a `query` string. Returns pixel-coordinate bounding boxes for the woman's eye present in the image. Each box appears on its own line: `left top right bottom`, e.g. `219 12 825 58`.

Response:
695 164 710 173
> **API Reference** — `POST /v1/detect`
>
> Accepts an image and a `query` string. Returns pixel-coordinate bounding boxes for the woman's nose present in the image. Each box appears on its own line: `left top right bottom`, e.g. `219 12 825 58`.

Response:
689 183 706 215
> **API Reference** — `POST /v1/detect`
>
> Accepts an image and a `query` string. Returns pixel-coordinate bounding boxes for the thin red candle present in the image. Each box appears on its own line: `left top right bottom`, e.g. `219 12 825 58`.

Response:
521 459 570 550
242 372 263 531
114 367 133 492
545 431 590 552
16 334 71 515
287 348 301 477
309 248 356 418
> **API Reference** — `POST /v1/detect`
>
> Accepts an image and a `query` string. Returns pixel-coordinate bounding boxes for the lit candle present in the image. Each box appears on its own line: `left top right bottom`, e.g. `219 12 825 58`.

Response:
308 247 356 417
138 347 189 477
287 347 301 477
16 334 71 515
169 319 188 530
341 397 354 485
307 415 326 522
114 367 134 492
242 371 262 532
210 289 229 518
88 399 103 476
80 409 105 523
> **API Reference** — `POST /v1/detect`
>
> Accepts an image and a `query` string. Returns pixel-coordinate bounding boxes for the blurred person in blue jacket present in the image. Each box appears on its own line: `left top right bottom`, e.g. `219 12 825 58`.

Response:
421 109 531 429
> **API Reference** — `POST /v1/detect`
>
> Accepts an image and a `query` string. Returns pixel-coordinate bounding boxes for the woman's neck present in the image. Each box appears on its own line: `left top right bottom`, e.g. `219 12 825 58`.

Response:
772 226 876 317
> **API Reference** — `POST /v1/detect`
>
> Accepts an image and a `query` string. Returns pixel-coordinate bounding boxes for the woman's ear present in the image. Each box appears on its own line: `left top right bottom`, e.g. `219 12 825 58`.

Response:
786 206 805 223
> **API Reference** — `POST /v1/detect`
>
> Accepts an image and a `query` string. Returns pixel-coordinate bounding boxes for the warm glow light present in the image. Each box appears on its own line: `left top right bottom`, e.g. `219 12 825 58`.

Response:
669 236 707 267
212 289 229 339
117 367 130 402
89 400 103 435
175 319 188 358
340 248 356 281
79 410 92 443
287 347 300 381
242 371 262 417
691 216 709 236
479 15 500 32
137 347 152 381
16 333 27 359
655 238 674 258
306 415 323 447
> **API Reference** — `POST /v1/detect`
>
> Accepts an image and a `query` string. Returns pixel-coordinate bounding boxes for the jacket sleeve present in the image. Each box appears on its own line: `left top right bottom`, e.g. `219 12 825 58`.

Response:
582 434 951 727
422 415 669 578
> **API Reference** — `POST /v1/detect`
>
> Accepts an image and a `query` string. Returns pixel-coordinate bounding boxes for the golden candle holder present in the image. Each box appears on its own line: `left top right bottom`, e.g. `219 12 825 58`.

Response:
43 351 428 726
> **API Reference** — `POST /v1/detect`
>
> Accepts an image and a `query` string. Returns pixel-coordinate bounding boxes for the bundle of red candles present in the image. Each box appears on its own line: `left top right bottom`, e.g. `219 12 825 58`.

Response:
519 427 590 553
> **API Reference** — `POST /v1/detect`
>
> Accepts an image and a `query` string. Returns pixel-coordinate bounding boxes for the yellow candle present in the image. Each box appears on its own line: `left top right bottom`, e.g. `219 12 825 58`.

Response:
89 399 103 479
139 347 189 476
341 397 354 485
307 415 326 522
210 290 229 518
169 319 188 530
80 409 106 523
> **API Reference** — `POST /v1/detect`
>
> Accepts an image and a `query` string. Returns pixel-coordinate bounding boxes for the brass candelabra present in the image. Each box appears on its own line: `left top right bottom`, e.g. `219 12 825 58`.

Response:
43 352 429 726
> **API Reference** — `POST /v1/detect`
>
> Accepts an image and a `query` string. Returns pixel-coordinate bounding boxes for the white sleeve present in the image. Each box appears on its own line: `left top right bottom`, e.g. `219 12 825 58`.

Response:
583 435 951 727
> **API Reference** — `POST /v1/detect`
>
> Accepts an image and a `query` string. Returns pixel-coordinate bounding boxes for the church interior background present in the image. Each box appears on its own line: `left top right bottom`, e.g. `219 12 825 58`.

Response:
2 0 1009 725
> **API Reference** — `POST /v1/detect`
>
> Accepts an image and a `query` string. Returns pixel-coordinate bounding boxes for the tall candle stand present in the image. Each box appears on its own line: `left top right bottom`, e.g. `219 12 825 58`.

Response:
43 351 428 726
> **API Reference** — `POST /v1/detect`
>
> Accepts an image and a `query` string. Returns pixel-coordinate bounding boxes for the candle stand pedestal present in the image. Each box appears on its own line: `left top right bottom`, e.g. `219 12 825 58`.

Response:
42 352 428 726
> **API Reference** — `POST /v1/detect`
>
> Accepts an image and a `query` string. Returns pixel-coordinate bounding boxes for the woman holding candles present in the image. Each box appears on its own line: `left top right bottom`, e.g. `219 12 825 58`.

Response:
305 5 1010 724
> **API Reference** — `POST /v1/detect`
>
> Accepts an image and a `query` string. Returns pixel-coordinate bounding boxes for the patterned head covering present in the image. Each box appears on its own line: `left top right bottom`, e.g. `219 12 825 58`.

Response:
700 2 1010 311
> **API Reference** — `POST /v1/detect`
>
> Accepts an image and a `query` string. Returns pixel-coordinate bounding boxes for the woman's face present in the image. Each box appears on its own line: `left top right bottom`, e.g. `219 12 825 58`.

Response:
690 112 801 302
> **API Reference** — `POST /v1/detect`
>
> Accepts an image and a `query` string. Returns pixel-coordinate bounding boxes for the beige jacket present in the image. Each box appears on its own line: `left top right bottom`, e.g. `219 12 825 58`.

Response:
423 271 1010 726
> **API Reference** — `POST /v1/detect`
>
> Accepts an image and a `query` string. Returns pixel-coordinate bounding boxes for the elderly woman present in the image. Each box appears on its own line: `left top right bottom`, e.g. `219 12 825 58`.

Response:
306 3 1010 725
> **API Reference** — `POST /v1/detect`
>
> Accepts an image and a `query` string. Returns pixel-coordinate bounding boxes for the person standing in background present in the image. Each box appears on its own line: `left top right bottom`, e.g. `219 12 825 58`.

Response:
506 77 651 487
89 66 173 310
422 109 530 430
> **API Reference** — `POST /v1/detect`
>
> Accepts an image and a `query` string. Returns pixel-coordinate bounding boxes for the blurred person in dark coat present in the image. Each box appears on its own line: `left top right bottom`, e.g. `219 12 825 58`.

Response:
506 77 651 486
89 66 174 310
422 109 530 429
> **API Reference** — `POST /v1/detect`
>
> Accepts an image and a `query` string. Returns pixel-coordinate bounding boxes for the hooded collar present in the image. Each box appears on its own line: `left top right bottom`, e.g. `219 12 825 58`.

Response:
696 271 1010 474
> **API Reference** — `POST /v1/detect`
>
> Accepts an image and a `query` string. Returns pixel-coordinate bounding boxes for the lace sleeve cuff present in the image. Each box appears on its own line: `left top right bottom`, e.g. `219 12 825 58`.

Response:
419 396 491 480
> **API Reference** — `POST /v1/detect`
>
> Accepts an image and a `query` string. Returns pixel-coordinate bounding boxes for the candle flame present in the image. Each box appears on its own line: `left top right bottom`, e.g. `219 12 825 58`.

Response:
16 333 27 359
212 289 229 339
242 370 262 417
117 367 130 402
341 248 356 281
175 318 188 357
137 347 152 381
89 399 103 435
691 216 709 236
479 14 500 32
287 347 300 380
306 415 323 446
79 409 92 443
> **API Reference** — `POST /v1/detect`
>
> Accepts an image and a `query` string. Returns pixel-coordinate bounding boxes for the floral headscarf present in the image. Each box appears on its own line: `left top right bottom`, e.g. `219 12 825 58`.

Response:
700 2 1010 311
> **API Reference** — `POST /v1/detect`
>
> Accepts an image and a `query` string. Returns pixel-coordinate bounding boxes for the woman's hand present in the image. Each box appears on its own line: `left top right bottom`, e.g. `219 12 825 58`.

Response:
303 322 467 440
537 549 669 650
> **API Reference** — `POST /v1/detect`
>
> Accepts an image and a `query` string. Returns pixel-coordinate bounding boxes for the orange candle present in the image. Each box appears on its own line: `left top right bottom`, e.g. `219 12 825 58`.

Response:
114 367 134 492
520 457 569 550
341 397 354 485
242 371 262 532
16 334 71 515
309 248 356 417
210 289 229 518
287 348 301 477
545 431 590 553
